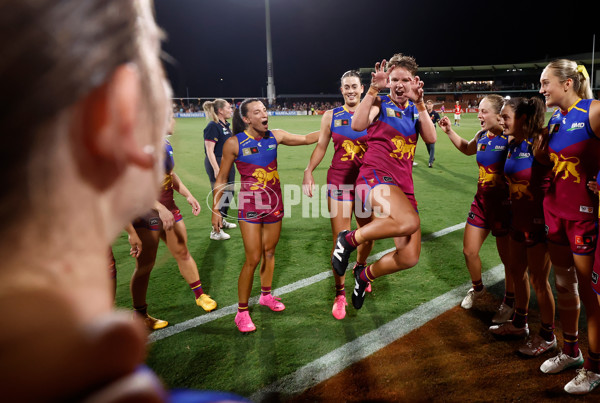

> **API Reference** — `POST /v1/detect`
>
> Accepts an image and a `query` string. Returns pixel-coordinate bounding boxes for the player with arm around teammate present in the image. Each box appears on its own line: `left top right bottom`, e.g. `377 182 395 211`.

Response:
212 98 319 333
491 97 556 355
536 60 600 395
303 70 375 320
439 94 515 324
330 53 437 310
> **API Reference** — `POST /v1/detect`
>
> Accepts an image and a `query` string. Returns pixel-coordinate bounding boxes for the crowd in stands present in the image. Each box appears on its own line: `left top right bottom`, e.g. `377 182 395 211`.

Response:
174 99 344 114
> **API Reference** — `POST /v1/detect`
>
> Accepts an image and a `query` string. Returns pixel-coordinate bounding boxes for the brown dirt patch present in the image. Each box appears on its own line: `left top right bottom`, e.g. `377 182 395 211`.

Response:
287 299 597 402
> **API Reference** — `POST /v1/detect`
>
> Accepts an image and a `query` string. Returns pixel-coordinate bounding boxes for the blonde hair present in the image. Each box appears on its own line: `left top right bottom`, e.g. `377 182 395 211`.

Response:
0 0 167 230
545 59 594 100
202 99 229 123
482 94 505 114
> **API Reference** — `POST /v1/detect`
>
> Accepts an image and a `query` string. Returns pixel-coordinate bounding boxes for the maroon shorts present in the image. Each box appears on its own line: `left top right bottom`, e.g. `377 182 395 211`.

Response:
466 192 510 237
132 207 183 231
327 184 356 202
509 228 546 248
592 245 600 295
355 169 417 212
237 189 284 224
238 208 284 224
327 167 360 202
544 208 597 255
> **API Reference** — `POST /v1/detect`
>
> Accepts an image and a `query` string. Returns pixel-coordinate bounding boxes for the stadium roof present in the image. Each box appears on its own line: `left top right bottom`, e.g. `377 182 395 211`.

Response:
359 53 597 75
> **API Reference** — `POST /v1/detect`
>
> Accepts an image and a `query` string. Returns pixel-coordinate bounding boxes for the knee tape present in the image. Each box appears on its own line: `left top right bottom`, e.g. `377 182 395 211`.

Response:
555 265 580 310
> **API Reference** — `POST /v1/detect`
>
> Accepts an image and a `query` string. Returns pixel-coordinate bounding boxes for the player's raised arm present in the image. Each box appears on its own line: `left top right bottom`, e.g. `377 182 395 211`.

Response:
352 60 388 132
271 128 319 146
303 109 333 197
439 116 478 156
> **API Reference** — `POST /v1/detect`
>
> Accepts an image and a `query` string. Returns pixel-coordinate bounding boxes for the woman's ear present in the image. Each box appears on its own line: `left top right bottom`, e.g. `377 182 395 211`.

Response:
76 64 155 190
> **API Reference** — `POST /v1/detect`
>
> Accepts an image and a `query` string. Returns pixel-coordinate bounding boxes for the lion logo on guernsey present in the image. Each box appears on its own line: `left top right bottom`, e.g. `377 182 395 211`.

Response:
250 167 280 190
478 166 501 187
508 178 533 200
550 153 581 183
389 136 416 160
340 139 366 161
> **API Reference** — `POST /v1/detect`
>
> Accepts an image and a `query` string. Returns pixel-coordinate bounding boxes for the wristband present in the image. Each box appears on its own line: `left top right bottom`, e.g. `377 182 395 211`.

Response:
416 101 426 112
367 86 379 97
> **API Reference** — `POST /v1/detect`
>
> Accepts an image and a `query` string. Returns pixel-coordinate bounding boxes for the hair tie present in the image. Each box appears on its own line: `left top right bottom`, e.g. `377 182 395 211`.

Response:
577 65 589 81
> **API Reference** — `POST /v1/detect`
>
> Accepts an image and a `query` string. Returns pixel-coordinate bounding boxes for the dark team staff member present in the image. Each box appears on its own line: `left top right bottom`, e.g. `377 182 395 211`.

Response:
425 100 440 167
203 99 236 240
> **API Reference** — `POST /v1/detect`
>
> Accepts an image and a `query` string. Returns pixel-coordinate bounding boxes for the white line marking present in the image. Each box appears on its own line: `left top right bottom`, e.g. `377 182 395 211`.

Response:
148 222 466 343
250 264 505 401
149 271 332 342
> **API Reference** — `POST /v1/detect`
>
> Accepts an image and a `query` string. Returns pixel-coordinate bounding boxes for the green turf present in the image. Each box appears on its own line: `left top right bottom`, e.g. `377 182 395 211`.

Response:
112 113 514 396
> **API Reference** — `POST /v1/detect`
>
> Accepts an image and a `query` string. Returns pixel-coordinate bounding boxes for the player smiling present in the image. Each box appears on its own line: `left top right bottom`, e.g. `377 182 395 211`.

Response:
303 70 374 320
212 99 318 333
330 54 437 310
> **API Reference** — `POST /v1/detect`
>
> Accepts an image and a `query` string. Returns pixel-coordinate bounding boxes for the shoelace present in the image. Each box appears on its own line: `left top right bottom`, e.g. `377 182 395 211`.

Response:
573 369 588 385
262 295 282 304
552 352 569 364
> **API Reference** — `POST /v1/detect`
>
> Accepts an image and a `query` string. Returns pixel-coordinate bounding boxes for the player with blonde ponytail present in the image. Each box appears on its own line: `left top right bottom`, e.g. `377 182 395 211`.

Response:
537 59 600 395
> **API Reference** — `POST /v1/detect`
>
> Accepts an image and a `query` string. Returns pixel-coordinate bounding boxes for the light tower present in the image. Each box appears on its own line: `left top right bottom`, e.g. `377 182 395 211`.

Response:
265 0 276 106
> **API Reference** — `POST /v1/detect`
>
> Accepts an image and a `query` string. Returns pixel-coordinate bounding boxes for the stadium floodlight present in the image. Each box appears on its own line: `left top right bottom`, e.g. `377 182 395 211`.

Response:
265 0 276 106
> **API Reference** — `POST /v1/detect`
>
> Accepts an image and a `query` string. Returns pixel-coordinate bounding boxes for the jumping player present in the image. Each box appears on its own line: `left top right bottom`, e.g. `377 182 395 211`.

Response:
439 95 515 324
490 97 556 354
212 99 318 333
330 54 437 310
131 132 217 331
303 70 374 320
536 60 600 395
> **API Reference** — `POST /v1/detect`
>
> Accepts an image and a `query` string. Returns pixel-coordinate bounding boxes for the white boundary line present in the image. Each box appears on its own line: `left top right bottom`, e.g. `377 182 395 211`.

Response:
149 222 467 343
250 264 505 401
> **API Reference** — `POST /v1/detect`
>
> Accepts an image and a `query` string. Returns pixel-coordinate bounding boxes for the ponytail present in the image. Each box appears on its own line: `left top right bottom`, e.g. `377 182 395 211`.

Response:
524 97 546 137
232 107 245 134
505 96 545 137
545 59 594 100
232 98 262 134
202 101 217 122
576 65 594 100
202 98 230 123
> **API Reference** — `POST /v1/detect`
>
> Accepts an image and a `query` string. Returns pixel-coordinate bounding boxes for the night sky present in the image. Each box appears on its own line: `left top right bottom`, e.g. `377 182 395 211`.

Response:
154 0 598 99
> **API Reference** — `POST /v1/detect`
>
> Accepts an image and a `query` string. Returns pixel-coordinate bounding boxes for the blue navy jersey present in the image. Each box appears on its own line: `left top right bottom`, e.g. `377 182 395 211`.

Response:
204 120 232 158
475 130 509 197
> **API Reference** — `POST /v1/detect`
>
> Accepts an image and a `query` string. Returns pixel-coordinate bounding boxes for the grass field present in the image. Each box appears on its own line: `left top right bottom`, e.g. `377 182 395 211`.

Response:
112 113 519 397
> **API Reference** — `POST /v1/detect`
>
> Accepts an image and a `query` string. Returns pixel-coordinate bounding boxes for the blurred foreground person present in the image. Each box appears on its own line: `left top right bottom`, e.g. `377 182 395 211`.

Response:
0 1 246 402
